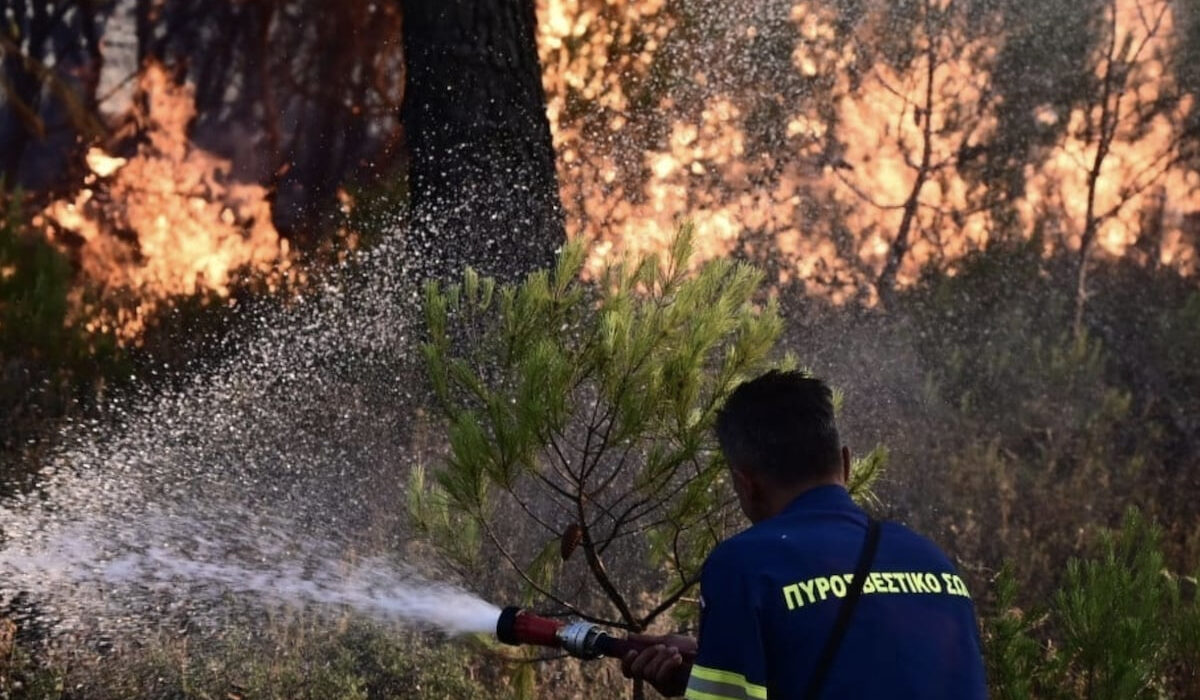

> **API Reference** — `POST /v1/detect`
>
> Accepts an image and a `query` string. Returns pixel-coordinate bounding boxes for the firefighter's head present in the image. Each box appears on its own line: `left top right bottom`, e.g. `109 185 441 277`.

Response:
715 370 851 522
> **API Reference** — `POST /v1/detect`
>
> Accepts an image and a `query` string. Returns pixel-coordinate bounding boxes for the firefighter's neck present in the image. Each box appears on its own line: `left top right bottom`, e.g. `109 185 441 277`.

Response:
735 447 853 523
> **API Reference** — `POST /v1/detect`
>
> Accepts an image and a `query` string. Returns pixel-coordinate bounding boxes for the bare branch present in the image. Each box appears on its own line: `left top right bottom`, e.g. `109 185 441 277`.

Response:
638 573 702 630
478 516 623 627
831 166 908 211
506 490 563 537
877 11 939 298
1075 0 1125 335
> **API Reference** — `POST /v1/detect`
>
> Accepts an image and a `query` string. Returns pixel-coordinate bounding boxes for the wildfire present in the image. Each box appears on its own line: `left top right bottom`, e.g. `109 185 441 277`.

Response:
30 1 1198 345
538 0 1199 300
39 62 290 341
1021 0 1198 272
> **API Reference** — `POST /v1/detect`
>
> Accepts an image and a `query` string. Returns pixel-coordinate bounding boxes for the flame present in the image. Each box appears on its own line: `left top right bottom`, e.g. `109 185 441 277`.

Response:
85 148 127 178
1019 0 1199 272
829 4 998 292
41 63 291 341
32 1 1197 344
539 0 1198 300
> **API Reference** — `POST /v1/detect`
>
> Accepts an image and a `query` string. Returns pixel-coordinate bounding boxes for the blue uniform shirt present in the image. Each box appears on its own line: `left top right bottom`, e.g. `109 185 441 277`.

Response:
686 485 988 700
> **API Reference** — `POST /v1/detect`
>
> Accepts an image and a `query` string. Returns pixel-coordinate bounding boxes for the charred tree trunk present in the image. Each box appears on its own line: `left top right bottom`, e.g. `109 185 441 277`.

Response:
400 0 565 281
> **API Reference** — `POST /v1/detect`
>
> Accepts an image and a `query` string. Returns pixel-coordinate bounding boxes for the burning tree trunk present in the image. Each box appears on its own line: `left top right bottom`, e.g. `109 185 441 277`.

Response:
400 0 565 281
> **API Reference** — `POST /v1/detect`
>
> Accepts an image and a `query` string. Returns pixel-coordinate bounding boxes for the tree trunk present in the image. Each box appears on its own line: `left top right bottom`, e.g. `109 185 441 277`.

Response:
1074 0 1121 339
400 0 565 282
135 0 156 65
0 0 51 186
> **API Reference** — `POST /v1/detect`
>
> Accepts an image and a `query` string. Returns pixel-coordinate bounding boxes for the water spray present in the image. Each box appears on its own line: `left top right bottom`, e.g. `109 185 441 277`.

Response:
495 606 696 661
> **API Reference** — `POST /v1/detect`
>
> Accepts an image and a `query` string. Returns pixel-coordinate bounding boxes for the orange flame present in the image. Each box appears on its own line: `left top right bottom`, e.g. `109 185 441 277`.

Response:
40 62 290 341
539 0 1198 300
1020 0 1198 273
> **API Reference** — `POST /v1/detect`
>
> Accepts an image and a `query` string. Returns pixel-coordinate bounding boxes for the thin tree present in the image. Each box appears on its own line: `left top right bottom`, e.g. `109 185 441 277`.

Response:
874 0 942 302
826 0 999 305
1069 0 1191 336
412 227 884 697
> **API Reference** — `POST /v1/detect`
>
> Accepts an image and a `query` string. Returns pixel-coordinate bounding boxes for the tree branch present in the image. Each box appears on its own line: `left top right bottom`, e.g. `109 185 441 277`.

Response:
575 487 639 628
638 573 702 630
478 515 622 627
877 0 939 301
1075 0 1123 336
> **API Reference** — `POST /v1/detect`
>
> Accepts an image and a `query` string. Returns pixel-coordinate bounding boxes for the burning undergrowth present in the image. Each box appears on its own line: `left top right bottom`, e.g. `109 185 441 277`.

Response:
36 62 294 343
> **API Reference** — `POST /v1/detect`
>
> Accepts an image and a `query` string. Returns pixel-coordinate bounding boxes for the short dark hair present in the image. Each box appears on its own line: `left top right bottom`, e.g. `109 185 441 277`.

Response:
715 370 842 485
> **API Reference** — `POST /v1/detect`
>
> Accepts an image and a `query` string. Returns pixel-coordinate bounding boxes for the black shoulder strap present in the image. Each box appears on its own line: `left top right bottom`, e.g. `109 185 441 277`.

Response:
802 517 882 700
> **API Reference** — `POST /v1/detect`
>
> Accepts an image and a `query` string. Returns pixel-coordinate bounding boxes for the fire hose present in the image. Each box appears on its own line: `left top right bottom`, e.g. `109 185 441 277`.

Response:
495 606 697 662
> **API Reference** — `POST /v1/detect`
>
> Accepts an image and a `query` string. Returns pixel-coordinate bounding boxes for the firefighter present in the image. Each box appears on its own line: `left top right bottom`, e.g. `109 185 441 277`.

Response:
621 371 988 699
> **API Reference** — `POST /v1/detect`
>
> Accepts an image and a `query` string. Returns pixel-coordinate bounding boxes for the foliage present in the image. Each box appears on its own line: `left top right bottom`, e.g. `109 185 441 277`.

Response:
1177 572 1200 691
0 191 126 470
845 442 886 508
985 508 1199 699
1056 509 1181 698
0 630 64 699
900 244 1164 598
0 195 71 356
0 617 489 700
984 565 1064 700
413 224 814 630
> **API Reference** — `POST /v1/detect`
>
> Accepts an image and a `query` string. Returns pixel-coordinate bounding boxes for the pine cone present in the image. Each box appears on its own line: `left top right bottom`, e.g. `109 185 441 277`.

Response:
561 522 584 560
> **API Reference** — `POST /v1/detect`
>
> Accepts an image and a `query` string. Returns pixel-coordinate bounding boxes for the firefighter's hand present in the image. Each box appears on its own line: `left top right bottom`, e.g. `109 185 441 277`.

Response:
620 634 696 698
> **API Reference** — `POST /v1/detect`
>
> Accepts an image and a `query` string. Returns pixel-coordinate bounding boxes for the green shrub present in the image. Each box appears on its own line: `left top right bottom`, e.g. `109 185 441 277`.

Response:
1056 509 1181 699
0 191 127 474
412 225 888 638
986 508 1199 698
901 245 1165 599
411 225 786 630
984 565 1062 700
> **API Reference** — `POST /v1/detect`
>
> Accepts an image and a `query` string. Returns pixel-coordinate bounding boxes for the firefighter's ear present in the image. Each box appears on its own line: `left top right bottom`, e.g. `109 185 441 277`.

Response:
841 446 851 484
729 466 762 512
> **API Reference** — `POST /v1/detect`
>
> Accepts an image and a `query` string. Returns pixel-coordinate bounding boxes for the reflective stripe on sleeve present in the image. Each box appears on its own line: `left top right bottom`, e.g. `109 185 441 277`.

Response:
686 665 768 700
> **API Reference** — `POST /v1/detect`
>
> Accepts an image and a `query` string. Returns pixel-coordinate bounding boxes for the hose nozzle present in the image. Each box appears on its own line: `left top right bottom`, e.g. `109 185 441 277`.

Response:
495 606 693 662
